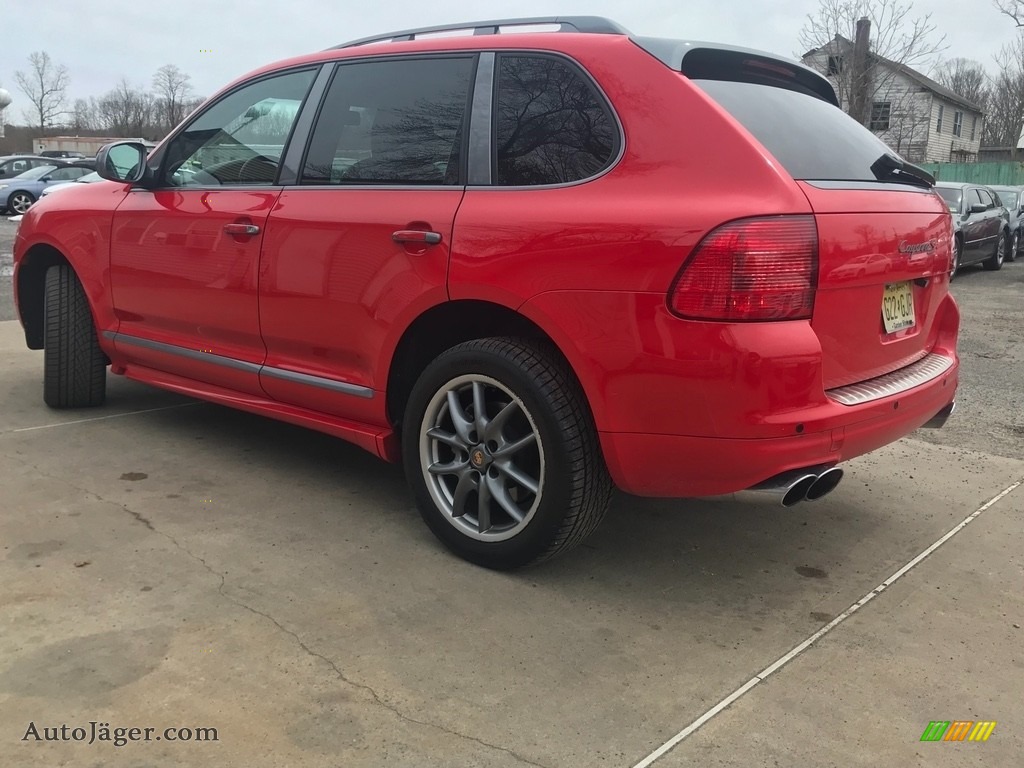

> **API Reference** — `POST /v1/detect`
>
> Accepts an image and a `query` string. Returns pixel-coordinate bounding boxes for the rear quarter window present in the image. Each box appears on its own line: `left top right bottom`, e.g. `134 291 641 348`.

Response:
494 54 619 186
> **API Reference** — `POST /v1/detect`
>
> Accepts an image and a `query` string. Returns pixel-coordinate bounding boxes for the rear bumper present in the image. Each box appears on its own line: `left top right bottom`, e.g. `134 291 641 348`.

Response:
600 358 958 497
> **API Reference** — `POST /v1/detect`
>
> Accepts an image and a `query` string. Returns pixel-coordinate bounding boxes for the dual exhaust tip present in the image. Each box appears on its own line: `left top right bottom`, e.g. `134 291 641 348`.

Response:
742 466 844 507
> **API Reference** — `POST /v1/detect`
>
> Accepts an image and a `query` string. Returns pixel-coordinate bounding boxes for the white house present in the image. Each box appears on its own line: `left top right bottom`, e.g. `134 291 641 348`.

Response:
802 36 984 164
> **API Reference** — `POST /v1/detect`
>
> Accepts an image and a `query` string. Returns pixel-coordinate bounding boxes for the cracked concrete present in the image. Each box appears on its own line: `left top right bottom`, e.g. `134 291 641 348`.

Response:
1 256 1023 768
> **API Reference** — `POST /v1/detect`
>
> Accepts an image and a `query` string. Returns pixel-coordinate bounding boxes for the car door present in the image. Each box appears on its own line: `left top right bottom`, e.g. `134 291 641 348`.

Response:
257 55 476 424
960 188 988 264
976 188 1002 260
108 67 318 396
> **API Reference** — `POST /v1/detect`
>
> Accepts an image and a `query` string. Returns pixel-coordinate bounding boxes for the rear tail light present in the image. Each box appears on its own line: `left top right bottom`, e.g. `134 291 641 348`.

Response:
668 215 818 321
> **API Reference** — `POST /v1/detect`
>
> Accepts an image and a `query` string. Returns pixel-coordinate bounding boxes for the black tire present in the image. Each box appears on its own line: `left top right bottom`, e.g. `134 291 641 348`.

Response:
983 231 1006 271
8 191 35 215
43 264 107 408
950 237 961 280
1008 230 1019 263
402 337 612 569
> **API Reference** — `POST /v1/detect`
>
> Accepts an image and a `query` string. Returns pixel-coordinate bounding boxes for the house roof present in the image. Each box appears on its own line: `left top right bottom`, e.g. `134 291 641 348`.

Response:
804 36 983 114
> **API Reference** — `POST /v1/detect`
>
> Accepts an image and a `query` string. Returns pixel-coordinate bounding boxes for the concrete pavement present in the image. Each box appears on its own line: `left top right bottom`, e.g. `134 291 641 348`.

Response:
1 260 1022 766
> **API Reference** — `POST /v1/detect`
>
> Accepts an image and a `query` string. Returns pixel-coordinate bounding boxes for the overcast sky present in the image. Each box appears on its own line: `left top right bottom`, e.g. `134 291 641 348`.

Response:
0 0 1018 111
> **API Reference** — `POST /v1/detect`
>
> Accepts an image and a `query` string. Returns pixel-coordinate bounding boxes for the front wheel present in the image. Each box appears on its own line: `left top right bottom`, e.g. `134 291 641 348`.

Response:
43 264 107 408
950 237 961 280
1008 230 1019 263
9 191 35 215
402 337 612 569
984 232 1007 271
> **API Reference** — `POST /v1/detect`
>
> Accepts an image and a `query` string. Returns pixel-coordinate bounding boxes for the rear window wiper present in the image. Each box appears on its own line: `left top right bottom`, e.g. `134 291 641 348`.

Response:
870 153 934 190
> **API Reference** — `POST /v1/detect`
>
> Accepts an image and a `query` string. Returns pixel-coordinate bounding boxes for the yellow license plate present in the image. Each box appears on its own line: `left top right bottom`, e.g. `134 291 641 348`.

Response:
881 281 915 333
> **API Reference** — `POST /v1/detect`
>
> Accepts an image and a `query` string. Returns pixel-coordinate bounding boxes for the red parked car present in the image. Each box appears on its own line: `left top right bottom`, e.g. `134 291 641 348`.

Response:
12 17 959 569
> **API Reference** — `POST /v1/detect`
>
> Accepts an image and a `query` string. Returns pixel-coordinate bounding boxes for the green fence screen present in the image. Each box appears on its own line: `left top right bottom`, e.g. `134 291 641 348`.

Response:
919 162 1024 186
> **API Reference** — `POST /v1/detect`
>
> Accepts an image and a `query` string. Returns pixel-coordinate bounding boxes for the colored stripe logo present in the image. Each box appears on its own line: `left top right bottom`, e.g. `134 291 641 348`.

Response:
920 721 996 742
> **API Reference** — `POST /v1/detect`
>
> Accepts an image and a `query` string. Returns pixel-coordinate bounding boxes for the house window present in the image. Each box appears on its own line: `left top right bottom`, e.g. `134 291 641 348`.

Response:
953 111 963 137
869 101 891 131
936 104 944 133
827 55 843 76
970 116 977 141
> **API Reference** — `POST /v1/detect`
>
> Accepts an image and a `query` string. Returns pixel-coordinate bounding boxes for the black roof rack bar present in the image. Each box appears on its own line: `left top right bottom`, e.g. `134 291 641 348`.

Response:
332 16 630 50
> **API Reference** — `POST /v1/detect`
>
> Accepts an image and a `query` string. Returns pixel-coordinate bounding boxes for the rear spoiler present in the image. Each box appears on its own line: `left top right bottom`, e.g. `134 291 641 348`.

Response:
633 38 838 106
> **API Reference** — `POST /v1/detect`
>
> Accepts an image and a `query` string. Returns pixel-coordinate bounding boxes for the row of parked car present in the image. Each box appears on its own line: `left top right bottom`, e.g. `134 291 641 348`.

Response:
0 154 101 215
934 181 1023 278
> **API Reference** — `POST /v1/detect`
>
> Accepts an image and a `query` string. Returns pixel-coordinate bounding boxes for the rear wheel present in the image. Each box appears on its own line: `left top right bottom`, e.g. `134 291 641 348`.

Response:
43 264 107 408
402 337 612 569
984 232 1007 271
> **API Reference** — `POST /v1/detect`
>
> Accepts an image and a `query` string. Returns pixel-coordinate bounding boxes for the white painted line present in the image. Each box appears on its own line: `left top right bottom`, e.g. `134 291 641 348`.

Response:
9 402 202 433
631 479 1023 768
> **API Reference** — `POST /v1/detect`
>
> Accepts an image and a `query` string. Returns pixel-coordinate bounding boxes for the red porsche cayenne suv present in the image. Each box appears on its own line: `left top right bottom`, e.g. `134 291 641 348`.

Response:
12 17 959 568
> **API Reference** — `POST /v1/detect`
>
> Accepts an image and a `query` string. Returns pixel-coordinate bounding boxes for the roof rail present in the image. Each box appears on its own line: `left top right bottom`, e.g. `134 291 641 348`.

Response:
332 16 630 50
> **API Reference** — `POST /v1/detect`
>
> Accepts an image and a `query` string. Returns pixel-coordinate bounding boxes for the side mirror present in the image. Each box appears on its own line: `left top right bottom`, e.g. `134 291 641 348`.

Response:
969 203 987 214
95 141 149 184
40 176 52 182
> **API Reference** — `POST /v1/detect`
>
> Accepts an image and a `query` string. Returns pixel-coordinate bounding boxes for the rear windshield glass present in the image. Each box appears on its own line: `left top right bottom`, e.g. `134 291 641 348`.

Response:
999 191 1018 208
935 187 961 211
695 79 899 182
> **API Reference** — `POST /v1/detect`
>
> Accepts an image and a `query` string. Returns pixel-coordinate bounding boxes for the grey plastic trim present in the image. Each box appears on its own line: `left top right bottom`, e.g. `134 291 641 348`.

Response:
104 331 261 372
259 366 374 398
826 353 954 406
333 16 630 49
279 64 335 186
468 53 495 186
105 331 375 399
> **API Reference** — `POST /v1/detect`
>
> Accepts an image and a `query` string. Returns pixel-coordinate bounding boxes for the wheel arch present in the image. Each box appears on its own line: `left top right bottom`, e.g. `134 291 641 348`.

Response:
16 243 72 349
385 300 597 432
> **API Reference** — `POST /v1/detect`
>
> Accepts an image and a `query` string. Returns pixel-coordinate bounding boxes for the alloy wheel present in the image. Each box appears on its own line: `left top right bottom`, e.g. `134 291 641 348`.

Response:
419 374 545 542
10 192 33 214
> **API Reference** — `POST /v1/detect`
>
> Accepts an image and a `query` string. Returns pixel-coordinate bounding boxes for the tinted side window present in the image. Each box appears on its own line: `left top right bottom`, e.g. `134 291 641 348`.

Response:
163 68 316 187
301 57 474 185
968 189 985 208
494 55 618 186
978 189 995 207
50 167 87 180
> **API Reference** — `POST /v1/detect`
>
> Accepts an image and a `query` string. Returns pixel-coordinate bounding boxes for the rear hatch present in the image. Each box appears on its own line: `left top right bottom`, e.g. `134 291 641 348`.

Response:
689 58 952 390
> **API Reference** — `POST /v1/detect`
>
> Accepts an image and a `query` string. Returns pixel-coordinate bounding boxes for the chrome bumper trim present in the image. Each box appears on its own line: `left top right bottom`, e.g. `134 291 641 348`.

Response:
826 353 954 406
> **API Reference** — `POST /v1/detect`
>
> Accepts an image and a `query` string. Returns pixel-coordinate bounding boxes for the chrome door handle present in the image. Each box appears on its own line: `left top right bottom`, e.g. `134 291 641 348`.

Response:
392 230 442 245
224 223 260 236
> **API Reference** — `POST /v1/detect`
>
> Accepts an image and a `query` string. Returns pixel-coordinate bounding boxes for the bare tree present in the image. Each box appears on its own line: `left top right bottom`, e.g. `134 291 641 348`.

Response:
984 37 1024 147
995 0 1024 25
70 98 97 132
932 58 989 107
97 79 157 137
14 51 70 133
152 64 193 132
798 0 946 121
